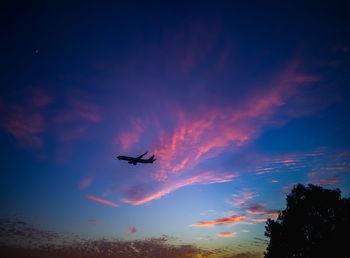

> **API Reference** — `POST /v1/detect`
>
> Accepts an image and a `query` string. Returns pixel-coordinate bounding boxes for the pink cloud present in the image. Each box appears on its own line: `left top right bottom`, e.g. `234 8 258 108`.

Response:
2 110 45 148
114 57 331 208
281 183 297 194
121 171 238 205
150 62 319 181
294 75 320 83
308 171 340 186
117 118 144 151
54 99 101 124
230 191 257 206
29 88 54 107
242 229 249 233
216 232 237 238
86 195 119 207
53 96 102 141
256 168 275 175
319 176 340 186
79 177 93 190
0 88 55 149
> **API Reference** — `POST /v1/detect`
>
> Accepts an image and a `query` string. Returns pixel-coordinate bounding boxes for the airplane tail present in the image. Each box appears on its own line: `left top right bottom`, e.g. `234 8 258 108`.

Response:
148 155 156 163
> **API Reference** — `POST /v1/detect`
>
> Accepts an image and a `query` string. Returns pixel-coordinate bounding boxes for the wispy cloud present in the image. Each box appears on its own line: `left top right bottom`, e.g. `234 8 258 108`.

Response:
216 232 237 237
190 215 248 227
0 88 52 149
308 171 340 186
54 97 102 141
121 171 237 205
149 62 322 181
251 218 267 222
79 176 93 190
86 195 119 207
118 118 144 151
262 211 279 217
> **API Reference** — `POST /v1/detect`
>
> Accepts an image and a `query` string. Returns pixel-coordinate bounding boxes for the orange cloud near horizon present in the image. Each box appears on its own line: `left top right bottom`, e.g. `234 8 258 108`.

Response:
251 218 267 222
127 225 137 236
86 195 119 207
190 215 248 227
263 211 279 216
216 232 237 237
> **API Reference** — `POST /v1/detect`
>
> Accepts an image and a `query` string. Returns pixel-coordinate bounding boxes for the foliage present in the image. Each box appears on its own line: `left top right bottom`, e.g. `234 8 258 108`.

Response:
264 184 350 258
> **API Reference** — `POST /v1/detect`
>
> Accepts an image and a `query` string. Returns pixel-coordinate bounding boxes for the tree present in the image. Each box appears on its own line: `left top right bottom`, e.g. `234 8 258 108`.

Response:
264 184 350 258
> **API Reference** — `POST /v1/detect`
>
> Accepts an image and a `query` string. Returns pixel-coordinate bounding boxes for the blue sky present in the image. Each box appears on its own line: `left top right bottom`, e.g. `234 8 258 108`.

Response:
1 1 350 257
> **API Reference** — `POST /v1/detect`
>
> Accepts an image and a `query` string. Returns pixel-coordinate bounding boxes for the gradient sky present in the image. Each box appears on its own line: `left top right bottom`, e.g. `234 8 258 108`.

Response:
1 1 350 257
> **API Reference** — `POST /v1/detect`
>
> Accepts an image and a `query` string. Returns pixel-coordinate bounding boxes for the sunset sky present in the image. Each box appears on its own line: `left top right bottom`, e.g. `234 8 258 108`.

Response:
1 1 350 257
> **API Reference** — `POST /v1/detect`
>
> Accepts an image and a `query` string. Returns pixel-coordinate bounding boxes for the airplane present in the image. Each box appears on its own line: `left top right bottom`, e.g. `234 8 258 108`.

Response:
117 151 156 165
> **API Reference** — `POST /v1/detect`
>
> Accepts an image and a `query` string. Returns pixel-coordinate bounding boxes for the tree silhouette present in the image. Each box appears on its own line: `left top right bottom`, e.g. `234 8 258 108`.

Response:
264 184 350 258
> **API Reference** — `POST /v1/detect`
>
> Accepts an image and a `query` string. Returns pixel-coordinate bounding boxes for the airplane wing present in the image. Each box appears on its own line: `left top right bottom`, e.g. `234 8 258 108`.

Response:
135 151 148 161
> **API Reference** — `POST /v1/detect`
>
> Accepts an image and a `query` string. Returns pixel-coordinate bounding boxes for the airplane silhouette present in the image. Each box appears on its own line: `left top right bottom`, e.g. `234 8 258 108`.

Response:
117 151 156 165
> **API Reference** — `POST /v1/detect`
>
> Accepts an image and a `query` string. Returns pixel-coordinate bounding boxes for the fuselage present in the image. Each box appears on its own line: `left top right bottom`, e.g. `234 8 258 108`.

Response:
117 155 155 165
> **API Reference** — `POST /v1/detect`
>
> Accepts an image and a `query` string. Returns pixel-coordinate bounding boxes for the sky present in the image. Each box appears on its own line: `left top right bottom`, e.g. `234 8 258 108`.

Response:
1 1 350 257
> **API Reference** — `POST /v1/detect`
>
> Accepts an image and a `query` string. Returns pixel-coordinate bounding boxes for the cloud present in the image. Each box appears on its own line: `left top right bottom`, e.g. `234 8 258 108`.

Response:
308 171 340 186
150 60 320 181
251 218 267 222
244 202 266 214
0 88 52 149
112 55 332 208
216 232 237 237
256 168 274 175
294 75 320 83
319 176 340 186
262 211 279 217
127 225 137 236
0 218 208 258
2 109 45 148
229 191 266 214
53 97 102 141
54 98 102 124
1 87 104 151
86 195 119 207
0 217 60 244
231 192 257 206
228 191 279 220
242 230 249 232
117 118 144 151
190 215 248 227
79 176 93 190
121 171 238 205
